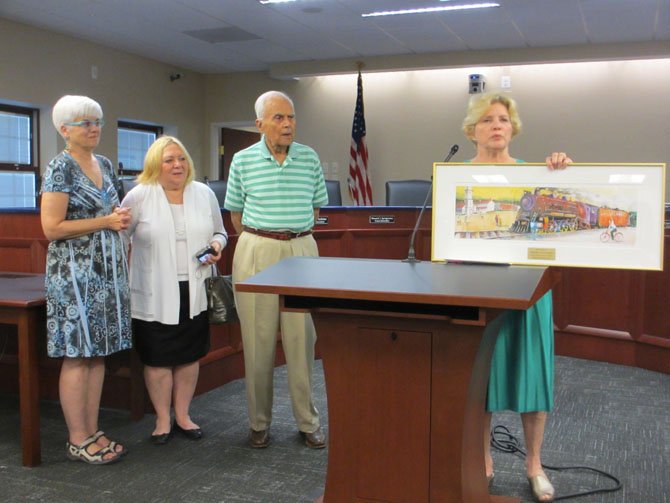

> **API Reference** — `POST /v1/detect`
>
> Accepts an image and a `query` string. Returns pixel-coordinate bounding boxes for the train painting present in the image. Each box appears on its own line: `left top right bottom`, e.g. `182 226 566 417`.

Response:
454 185 637 243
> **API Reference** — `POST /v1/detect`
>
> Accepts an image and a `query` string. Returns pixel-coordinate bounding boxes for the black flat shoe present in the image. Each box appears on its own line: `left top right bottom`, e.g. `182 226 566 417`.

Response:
150 430 172 445
174 422 203 440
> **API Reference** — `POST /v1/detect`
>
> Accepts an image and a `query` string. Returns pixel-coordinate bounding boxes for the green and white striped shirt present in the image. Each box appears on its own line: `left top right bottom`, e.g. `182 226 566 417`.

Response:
224 136 327 231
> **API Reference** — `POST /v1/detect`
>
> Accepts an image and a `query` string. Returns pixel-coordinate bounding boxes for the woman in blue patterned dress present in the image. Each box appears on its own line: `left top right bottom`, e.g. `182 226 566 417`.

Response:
462 93 572 502
40 95 132 465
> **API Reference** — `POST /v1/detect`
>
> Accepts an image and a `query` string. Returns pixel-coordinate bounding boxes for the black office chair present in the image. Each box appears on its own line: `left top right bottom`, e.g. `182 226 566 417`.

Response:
385 180 431 206
207 179 228 209
324 180 342 206
117 176 138 201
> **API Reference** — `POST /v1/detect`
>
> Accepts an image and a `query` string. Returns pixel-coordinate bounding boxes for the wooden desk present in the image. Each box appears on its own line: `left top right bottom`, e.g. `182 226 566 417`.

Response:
0 272 45 467
238 257 557 503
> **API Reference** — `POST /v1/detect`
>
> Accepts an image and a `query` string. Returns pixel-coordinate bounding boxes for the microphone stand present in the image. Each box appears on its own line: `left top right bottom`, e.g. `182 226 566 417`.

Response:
403 144 459 263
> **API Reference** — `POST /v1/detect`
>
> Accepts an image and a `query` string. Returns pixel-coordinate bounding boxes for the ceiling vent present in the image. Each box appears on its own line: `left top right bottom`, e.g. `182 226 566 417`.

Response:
183 27 261 44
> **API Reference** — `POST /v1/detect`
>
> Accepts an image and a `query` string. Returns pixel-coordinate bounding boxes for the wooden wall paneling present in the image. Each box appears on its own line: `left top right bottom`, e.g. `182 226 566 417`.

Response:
555 267 637 337
349 229 412 259
0 213 44 239
634 336 670 374
0 238 48 273
317 207 347 227
0 208 48 274
415 228 433 261
29 240 48 273
0 240 37 273
553 266 637 367
314 230 347 258
642 267 670 341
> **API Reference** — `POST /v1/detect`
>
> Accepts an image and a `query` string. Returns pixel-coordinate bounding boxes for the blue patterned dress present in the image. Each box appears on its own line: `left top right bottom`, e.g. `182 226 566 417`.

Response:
41 152 132 358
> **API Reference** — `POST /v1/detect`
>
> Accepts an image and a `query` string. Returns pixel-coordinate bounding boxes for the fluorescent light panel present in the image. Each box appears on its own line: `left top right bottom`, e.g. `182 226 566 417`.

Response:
259 0 296 4
362 3 500 18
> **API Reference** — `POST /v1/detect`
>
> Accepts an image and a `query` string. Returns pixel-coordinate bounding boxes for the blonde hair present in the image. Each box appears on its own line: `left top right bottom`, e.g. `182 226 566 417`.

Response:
462 93 522 142
52 95 103 137
137 136 195 185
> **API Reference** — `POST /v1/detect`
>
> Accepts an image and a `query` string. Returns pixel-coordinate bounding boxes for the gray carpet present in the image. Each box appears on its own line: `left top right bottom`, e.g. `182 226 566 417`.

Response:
0 356 668 503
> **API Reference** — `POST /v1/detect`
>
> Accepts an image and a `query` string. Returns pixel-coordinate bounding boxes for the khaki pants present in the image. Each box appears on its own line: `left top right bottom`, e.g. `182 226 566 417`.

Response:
232 232 320 432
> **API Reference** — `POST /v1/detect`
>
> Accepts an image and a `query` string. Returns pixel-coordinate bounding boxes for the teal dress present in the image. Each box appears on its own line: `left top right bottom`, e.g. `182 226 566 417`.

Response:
486 292 554 412
463 159 554 412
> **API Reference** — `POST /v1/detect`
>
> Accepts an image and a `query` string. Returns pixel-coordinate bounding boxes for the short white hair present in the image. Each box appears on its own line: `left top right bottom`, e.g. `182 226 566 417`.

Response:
52 95 103 135
254 91 294 119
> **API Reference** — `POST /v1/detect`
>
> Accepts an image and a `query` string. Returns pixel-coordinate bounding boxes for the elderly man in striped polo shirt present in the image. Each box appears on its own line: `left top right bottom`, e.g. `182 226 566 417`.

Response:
224 90 328 449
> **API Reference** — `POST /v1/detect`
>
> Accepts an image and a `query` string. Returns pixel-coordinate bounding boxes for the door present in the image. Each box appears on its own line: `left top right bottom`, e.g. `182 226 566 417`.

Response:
220 128 260 179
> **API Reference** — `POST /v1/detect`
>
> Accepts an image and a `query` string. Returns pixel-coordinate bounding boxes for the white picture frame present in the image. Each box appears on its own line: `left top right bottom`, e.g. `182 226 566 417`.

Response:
431 163 666 270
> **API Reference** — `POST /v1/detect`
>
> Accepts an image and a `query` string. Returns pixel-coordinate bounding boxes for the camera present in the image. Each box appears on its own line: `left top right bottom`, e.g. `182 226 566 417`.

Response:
468 73 486 94
195 245 215 263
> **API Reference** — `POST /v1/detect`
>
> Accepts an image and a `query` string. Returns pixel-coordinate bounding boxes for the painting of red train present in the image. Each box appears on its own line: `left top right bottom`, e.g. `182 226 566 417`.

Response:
454 185 637 244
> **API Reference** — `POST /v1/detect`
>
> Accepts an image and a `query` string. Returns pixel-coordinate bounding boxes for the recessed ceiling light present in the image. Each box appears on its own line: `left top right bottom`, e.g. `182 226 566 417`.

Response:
259 0 297 4
362 3 500 18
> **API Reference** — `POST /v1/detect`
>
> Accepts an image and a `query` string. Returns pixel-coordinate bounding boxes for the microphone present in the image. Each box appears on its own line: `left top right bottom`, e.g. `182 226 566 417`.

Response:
403 144 459 263
444 143 459 162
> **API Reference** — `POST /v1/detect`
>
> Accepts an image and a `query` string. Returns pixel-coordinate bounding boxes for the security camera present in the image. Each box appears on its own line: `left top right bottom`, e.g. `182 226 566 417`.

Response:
468 73 486 94
169 72 183 82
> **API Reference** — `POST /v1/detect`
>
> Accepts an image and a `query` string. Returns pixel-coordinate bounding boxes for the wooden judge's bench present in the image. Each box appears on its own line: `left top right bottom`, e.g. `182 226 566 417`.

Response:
0 206 668 421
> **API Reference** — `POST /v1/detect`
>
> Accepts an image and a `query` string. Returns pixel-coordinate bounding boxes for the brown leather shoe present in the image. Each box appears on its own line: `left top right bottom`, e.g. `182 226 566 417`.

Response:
249 429 270 448
300 426 326 449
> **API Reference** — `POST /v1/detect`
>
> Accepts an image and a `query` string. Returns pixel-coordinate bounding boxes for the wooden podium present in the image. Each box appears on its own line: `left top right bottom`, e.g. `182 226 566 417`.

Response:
236 256 557 503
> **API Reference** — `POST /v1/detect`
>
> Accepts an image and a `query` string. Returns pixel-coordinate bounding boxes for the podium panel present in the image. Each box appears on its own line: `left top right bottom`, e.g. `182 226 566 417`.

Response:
314 312 511 502
320 320 431 502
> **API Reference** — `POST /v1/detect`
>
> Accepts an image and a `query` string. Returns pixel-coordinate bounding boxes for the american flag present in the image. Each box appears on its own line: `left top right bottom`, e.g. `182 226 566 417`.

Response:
348 71 373 206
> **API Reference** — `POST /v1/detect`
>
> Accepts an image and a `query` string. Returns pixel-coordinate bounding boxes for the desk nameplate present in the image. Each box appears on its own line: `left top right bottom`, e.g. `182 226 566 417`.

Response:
369 215 396 224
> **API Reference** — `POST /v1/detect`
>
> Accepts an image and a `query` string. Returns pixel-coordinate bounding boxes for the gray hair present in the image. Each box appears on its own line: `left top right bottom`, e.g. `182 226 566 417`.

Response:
52 95 103 135
254 91 294 119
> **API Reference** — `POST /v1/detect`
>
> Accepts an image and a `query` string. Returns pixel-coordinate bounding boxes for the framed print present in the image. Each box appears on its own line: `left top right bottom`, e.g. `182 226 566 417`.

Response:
431 163 666 270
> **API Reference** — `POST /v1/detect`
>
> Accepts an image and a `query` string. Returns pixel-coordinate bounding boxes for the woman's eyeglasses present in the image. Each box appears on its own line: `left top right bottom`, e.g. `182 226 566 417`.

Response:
64 119 105 129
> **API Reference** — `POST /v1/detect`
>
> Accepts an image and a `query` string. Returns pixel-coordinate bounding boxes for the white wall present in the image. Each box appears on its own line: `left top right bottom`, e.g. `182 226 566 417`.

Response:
0 18 205 175
205 60 670 204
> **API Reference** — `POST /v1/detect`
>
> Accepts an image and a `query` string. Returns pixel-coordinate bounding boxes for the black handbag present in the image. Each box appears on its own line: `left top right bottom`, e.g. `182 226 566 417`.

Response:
205 267 238 324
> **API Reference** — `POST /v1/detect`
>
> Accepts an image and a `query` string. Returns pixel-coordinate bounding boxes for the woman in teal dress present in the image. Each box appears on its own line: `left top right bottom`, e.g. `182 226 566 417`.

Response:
41 95 132 465
461 93 572 502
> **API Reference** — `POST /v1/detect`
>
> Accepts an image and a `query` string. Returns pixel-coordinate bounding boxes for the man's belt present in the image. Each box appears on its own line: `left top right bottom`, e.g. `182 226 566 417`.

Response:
243 226 312 241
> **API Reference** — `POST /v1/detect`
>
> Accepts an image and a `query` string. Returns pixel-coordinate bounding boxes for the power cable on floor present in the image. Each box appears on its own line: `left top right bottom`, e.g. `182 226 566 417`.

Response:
491 424 622 501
